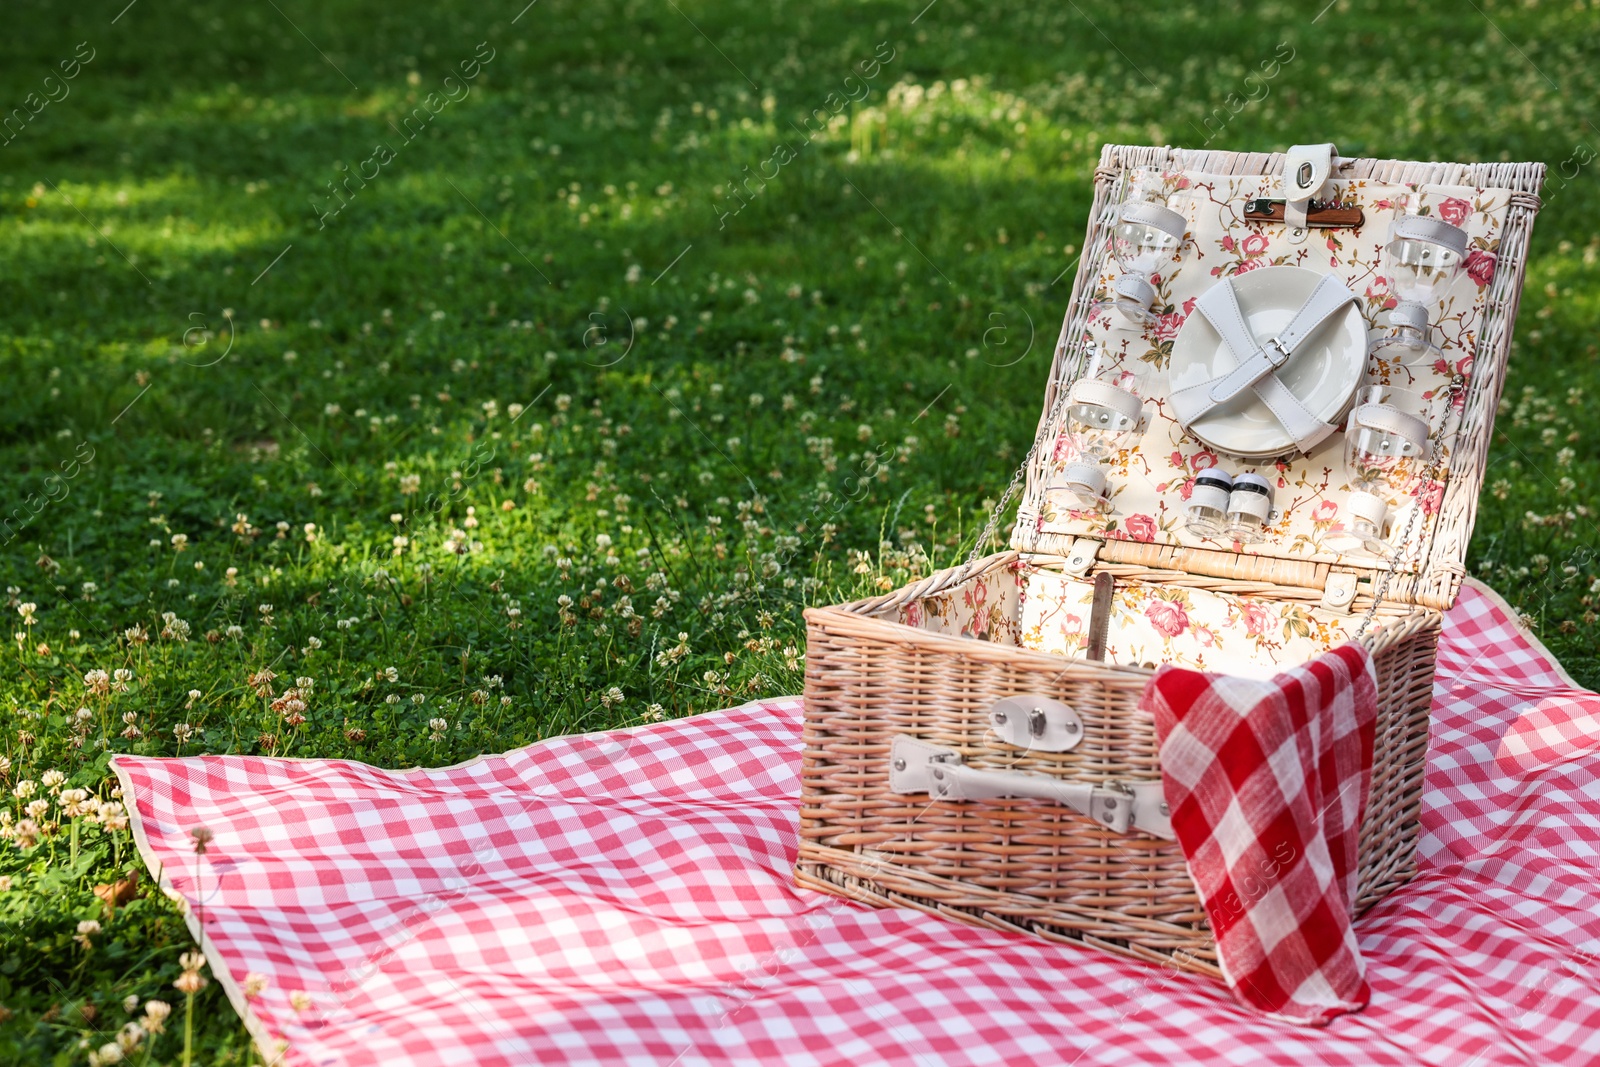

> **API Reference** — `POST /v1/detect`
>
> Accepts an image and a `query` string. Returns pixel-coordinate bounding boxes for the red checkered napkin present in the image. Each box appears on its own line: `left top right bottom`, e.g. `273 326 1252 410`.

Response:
1142 642 1378 1025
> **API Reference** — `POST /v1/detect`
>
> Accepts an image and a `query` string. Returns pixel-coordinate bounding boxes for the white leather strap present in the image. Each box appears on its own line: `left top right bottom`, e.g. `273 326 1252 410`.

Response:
1283 143 1336 230
1348 490 1388 527
1057 461 1106 501
1388 301 1430 333
1118 200 1187 244
1070 378 1144 425
1195 274 1355 406
1389 214 1468 258
1227 485 1273 522
1252 372 1341 453
1169 272 1358 453
1351 402 1430 453
1112 273 1156 307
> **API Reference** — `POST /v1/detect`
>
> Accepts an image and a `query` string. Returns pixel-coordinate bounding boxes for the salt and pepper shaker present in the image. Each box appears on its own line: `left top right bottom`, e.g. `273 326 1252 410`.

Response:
1184 468 1235 539
1225 473 1274 544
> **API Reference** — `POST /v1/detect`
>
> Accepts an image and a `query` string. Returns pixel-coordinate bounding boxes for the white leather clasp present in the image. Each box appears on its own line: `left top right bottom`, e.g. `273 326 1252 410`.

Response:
1063 537 1100 577
1283 143 1337 237
1320 570 1360 613
989 694 1084 753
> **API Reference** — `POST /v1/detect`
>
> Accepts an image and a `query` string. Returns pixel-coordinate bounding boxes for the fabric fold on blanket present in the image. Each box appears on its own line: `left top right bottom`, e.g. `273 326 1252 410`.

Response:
112 580 1600 1067
1143 643 1377 1024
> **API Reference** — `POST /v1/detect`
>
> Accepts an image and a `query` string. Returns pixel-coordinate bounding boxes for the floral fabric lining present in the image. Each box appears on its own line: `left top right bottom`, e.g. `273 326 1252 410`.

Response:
1027 168 1515 576
881 562 1354 679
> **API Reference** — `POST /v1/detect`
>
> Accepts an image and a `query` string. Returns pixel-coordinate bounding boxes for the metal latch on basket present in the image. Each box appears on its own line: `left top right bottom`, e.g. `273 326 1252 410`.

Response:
888 735 1175 839
1280 142 1342 235
1320 570 1360 613
1062 537 1100 577
988 694 1084 752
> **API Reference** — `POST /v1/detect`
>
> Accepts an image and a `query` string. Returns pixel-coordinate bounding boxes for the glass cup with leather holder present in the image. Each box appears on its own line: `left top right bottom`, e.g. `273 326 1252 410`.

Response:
1224 472 1274 544
1327 386 1432 557
1183 467 1235 539
1100 175 1187 326
1370 214 1467 366
1047 346 1151 513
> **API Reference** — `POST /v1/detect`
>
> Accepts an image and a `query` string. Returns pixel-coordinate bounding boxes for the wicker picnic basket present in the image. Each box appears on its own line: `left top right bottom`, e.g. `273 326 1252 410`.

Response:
795 144 1544 976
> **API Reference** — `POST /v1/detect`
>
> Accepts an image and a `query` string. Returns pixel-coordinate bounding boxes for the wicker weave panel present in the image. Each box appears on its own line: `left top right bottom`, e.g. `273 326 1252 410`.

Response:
797 552 1441 975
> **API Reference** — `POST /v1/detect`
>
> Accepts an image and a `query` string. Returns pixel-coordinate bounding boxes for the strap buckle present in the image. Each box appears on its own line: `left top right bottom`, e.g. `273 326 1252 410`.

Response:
1261 335 1293 369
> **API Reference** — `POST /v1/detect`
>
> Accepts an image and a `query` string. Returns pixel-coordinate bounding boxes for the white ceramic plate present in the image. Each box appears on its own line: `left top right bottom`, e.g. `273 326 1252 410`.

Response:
1169 265 1367 459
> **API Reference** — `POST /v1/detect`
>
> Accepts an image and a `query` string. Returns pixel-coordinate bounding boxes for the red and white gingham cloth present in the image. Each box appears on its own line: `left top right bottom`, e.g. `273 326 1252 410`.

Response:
114 579 1600 1067
1144 643 1377 1024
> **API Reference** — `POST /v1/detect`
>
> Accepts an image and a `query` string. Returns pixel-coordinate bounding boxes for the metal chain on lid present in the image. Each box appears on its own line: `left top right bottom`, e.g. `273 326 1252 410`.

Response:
1353 373 1467 639
963 368 1078 567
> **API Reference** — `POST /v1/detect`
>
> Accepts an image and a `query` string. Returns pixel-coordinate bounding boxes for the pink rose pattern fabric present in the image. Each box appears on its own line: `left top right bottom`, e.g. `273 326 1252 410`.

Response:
1031 169 1515 575
888 564 1353 678
885 570 1022 646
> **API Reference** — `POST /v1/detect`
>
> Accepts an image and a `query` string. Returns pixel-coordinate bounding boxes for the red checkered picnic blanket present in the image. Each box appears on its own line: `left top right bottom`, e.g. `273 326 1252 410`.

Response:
1145 643 1377 1024
115 579 1600 1066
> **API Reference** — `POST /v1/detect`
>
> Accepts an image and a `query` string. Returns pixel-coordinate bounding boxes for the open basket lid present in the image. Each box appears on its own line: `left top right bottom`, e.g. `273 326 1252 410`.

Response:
1010 144 1545 611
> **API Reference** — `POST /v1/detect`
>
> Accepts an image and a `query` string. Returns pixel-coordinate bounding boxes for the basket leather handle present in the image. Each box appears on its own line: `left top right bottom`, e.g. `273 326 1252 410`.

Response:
889 735 1175 839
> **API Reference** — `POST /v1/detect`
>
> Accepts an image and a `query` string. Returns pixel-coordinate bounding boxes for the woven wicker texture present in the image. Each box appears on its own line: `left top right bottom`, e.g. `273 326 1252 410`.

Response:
797 145 1542 975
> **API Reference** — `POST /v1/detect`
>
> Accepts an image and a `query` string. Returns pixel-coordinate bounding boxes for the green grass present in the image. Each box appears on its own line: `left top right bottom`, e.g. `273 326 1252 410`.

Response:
1 0 1597 1060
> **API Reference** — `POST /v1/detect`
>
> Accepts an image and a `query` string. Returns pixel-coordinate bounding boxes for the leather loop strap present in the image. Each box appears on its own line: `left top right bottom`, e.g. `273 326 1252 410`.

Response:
1071 378 1144 425
1118 200 1187 244
1351 402 1430 452
1389 214 1468 258
1113 274 1156 307
1388 301 1430 333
